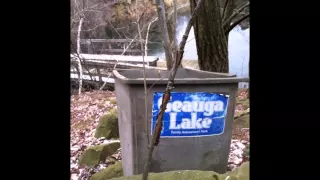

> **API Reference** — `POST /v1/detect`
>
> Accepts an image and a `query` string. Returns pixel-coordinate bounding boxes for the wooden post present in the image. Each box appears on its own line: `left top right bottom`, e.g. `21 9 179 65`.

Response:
87 41 93 54
108 42 112 54
97 67 102 82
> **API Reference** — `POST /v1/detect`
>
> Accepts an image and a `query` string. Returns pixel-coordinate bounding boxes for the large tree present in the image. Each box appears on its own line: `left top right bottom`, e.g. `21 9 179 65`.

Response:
189 0 249 73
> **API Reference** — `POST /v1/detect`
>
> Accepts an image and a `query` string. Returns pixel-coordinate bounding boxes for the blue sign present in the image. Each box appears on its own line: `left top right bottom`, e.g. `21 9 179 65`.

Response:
151 92 229 137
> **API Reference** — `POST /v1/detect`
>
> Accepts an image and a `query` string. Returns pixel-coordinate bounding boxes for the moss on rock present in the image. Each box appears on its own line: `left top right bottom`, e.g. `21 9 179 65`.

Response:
108 162 249 180
234 114 250 129
109 98 117 105
91 161 123 180
95 109 119 139
218 162 249 180
78 142 120 167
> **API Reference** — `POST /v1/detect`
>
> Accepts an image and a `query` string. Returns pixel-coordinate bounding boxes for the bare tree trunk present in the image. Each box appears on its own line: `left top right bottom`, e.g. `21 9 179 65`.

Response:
145 17 158 59
156 0 173 70
165 5 175 49
77 17 84 95
190 0 249 73
190 0 229 73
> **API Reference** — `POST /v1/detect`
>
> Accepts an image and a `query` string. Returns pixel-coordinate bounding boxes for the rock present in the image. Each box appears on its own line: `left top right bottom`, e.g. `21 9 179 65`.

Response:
110 162 249 180
235 142 246 149
95 109 119 139
78 142 121 167
242 144 250 161
228 140 249 171
71 173 78 180
91 161 123 180
220 162 249 180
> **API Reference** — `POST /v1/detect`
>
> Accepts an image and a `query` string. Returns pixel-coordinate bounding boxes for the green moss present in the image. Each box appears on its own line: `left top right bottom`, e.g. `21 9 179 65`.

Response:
219 162 249 180
109 98 117 105
105 97 117 105
95 109 119 139
109 162 249 180
110 170 218 180
236 98 249 109
242 144 250 161
78 142 120 167
233 114 250 129
91 161 123 180
234 95 250 128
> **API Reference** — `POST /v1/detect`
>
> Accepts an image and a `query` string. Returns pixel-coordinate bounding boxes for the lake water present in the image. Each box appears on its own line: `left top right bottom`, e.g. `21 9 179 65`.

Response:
150 15 249 78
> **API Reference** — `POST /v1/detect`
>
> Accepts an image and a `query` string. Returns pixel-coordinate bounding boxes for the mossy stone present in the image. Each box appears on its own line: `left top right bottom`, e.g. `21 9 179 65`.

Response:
95 109 119 139
109 162 249 180
78 142 120 167
90 161 123 180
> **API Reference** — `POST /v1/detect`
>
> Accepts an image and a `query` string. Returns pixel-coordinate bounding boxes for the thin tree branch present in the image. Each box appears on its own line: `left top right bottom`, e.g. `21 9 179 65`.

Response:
71 22 108 32
173 0 204 70
142 0 205 179
98 35 139 90
71 3 108 21
221 0 231 20
72 52 96 83
107 20 123 38
225 13 249 34
223 2 249 31
145 18 158 58
167 3 190 20
137 13 150 147
140 3 190 57
172 0 178 50
156 0 173 70
114 22 137 30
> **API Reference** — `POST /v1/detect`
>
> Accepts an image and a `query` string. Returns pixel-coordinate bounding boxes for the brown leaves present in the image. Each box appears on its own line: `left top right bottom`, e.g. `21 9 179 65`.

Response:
227 139 249 171
228 89 250 171
236 88 248 100
232 128 249 142
71 90 119 180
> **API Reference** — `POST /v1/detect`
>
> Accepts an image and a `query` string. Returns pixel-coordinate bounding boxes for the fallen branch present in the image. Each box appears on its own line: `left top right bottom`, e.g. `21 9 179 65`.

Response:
142 0 205 179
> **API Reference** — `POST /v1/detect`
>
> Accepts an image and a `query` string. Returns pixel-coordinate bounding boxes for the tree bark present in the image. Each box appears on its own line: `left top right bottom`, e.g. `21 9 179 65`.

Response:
190 0 229 73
